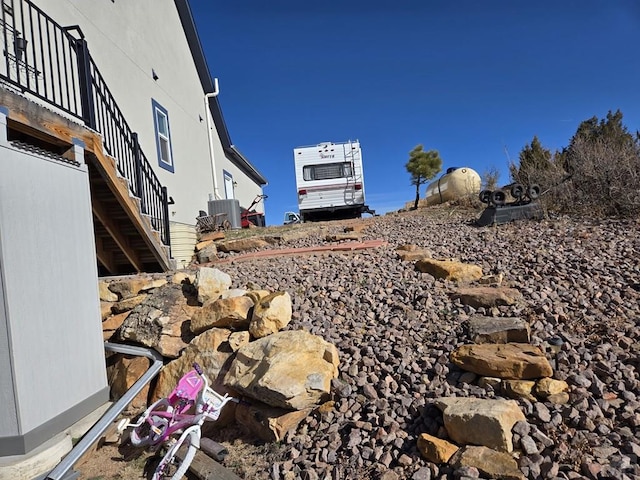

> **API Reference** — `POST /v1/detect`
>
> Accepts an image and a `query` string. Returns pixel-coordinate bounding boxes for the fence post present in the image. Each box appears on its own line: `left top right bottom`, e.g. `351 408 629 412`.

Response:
75 38 96 129
161 187 171 250
131 132 147 213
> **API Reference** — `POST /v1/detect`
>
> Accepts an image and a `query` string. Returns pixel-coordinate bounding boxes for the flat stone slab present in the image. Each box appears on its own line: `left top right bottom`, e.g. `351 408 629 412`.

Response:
450 343 553 379
467 315 530 344
450 445 525 480
415 259 483 282
451 286 522 308
435 397 526 453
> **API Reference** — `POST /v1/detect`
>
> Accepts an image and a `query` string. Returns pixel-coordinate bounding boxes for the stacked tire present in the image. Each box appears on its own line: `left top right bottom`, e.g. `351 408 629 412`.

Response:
479 183 540 207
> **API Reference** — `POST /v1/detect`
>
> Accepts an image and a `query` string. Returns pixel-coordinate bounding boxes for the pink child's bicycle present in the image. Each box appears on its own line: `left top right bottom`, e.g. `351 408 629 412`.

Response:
118 363 236 480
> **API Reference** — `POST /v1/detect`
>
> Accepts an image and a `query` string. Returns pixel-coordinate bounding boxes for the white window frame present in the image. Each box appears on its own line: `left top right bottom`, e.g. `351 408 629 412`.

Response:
152 99 174 173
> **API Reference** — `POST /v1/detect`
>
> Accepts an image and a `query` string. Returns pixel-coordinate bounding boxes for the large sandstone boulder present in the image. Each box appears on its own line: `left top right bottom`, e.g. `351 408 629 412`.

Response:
244 290 271 304
417 433 458 463
106 354 151 412
191 296 254 334
225 330 339 410
435 397 525 452
117 284 198 358
534 378 569 398
172 271 195 285
415 259 483 282
396 244 432 261
449 445 525 480
108 276 167 300
216 238 269 253
112 294 147 314
235 401 311 442
195 267 232 304
452 287 522 308
101 301 114 320
102 311 130 341
248 291 292 339
153 327 234 401
325 233 361 242
501 379 536 401
467 316 530 344
228 331 250 352
99 281 118 302
196 243 218 264
450 343 553 379
199 231 226 242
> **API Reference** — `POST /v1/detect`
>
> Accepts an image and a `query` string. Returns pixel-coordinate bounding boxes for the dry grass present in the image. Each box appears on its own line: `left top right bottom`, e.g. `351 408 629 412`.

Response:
74 422 286 480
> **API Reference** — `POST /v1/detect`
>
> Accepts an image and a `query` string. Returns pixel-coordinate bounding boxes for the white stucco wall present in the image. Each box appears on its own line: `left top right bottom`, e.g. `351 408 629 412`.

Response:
219 159 266 214
36 0 263 226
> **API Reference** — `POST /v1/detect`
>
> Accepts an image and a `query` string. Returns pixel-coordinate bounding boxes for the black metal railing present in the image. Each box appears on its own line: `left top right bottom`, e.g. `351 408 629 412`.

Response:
0 0 170 248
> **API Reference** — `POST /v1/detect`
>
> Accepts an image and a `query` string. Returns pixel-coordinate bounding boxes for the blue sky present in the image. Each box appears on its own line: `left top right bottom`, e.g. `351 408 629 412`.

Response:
190 1 640 225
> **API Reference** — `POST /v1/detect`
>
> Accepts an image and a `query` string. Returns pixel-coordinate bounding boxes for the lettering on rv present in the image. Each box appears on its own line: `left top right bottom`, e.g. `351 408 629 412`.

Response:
319 153 335 159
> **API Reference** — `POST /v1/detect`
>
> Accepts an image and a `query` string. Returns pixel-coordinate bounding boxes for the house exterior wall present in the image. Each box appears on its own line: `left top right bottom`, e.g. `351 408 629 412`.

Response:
0 141 108 456
37 0 263 226
0 260 19 439
220 159 266 214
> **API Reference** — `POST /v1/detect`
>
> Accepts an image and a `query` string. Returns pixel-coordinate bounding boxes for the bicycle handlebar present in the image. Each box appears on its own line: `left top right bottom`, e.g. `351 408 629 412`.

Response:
193 362 203 375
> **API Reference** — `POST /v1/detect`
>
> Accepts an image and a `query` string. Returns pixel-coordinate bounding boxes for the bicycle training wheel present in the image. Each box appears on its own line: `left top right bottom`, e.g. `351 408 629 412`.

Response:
153 432 197 480
129 418 154 447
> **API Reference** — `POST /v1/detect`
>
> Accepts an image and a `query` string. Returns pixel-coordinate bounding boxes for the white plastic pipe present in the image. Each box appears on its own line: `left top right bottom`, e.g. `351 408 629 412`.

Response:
205 78 221 200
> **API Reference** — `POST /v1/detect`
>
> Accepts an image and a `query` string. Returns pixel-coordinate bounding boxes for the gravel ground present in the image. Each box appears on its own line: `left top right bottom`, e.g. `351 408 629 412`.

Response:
217 207 640 480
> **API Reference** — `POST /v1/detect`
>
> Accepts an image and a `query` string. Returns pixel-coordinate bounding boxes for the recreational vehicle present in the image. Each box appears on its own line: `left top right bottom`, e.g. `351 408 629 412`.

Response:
293 140 373 221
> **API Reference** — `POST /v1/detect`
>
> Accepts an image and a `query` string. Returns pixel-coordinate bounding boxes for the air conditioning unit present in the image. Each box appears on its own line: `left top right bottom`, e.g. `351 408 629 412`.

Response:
207 199 241 229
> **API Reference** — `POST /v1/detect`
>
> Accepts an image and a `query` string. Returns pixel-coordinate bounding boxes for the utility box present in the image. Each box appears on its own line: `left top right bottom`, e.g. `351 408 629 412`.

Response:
0 136 108 458
208 199 241 229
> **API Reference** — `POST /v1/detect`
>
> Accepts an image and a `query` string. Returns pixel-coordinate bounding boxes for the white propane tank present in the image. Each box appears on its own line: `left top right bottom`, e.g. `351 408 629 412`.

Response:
425 167 481 206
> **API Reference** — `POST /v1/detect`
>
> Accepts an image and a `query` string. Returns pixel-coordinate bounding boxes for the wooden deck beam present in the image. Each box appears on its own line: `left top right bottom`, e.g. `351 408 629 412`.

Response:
91 192 144 272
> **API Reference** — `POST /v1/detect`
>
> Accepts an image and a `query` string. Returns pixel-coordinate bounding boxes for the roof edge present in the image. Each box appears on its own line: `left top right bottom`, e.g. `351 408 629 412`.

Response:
225 146 268 186
174 0 267 186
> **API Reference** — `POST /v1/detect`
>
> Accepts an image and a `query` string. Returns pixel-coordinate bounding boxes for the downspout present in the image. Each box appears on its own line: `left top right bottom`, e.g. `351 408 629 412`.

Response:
44 343 163 480
205 78 221 200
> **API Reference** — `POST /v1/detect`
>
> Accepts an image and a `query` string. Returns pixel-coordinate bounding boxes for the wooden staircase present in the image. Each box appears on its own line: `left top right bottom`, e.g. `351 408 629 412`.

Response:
1 87 173 275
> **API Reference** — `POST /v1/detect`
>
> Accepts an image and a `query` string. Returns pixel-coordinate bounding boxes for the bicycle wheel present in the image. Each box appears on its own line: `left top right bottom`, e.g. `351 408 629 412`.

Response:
153 432 197 480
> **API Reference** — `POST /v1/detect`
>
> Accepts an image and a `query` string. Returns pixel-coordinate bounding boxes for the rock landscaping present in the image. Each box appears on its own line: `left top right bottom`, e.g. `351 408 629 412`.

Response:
97 208 640 480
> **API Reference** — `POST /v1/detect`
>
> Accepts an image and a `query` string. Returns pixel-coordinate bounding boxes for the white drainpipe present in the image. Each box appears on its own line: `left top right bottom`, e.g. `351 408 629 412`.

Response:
205 78 221 200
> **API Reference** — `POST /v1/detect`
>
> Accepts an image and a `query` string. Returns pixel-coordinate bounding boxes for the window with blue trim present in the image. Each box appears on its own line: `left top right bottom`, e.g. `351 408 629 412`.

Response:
152 99 174 173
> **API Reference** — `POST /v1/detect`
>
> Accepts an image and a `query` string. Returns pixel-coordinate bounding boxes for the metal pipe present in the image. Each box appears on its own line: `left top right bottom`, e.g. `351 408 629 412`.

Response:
205 78 221 200
44 343 163 480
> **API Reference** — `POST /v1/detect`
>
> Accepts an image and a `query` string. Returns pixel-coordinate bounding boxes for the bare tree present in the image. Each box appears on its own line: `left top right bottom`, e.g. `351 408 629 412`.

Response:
481 166 500 191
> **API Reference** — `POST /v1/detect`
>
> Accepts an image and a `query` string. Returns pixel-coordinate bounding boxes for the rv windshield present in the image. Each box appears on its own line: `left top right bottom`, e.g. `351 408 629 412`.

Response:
303 162 353 181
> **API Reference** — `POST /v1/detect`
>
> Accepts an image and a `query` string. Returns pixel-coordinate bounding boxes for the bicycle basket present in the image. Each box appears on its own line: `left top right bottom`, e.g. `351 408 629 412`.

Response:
202 388 227 419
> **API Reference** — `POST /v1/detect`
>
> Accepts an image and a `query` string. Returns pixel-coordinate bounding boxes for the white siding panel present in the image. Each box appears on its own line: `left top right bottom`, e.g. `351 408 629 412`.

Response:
36 0 243 225
0 145 107 433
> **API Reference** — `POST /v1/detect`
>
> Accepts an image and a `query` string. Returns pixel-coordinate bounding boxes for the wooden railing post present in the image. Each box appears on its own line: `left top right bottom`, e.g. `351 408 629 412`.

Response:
75 38 96 129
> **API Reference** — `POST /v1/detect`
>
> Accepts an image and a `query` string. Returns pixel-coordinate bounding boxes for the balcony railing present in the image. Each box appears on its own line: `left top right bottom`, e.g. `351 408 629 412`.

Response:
0 0 170 248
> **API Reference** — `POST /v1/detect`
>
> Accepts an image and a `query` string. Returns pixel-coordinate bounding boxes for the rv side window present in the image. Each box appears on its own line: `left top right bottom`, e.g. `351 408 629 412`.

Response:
303 162 352 181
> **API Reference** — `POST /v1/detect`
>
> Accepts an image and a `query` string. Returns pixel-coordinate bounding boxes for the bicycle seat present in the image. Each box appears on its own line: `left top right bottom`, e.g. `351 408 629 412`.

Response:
166 369 204 413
